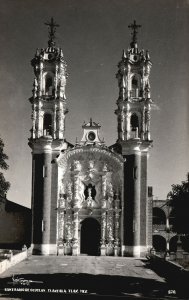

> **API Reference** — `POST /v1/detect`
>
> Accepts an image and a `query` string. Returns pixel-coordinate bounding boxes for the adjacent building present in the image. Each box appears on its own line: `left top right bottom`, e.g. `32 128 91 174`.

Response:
0 196 31 249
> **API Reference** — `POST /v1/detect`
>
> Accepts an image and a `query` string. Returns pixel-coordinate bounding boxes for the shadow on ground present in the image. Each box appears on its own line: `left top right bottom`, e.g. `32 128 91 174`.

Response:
145 258 189 299
0 271 181 299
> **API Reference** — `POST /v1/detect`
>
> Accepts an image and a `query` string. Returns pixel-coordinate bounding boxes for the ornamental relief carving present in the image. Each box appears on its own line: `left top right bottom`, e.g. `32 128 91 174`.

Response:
58 148 123 211
57 149 123 253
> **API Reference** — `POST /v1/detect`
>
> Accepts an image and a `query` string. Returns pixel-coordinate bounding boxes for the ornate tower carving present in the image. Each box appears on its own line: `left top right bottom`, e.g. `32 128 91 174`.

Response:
115 21 153 257
29 19 69 255
30 18 68 141
115 20 152 143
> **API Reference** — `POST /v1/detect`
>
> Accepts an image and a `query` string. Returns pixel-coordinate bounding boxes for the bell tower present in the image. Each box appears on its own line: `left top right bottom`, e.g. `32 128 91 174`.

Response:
29 18 68 255
115 21 153 257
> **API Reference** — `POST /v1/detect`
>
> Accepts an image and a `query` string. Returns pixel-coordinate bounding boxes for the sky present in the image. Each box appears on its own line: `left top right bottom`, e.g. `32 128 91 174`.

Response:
0 0 188 208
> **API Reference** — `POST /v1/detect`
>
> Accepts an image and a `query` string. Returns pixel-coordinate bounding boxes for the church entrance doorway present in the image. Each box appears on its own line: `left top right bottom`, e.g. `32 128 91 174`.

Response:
80 218 101 256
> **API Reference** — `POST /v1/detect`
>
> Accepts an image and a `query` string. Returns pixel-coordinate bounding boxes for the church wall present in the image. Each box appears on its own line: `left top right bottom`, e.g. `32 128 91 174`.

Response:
40 151 52 253
49 153 59 253
32 154 44 245
140 152 148 247
147 190 153 248
123 152 150 257
123 155 134 248
32 152 53 254
132 153 141 256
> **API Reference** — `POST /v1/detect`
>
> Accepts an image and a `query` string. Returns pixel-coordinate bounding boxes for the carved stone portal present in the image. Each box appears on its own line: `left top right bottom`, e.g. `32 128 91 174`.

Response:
57 147 123 256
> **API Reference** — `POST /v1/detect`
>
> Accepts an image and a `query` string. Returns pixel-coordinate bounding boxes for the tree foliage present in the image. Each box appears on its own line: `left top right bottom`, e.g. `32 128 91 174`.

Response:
0 138 10 197
167 173 189 234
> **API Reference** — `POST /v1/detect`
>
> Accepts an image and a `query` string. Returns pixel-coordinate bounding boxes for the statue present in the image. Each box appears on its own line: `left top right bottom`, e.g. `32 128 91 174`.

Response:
73 160 81 171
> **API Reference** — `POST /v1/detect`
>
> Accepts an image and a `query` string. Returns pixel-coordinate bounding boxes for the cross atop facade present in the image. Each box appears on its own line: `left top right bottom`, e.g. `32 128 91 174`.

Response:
128 20 141 45
44 17 59 47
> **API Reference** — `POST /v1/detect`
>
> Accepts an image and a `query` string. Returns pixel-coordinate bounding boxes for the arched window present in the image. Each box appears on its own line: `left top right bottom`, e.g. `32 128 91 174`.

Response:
130 113 139 138
153 235 166 252
131 76 140 97
45 75 53 96
43 113 52 136
131 114 139 129
153 207 166 225
169 236 178 252
169 209 175 226
132 77 138 89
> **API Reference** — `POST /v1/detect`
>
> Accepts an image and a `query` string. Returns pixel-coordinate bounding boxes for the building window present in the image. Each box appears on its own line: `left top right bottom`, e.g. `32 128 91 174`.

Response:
45 75 53 96
169 236 178 252
43 113 52 136
132 77 138 89
131 74 141 98
153 235 166 252
153 207 166 225
130 113 139 138
131 76 139 97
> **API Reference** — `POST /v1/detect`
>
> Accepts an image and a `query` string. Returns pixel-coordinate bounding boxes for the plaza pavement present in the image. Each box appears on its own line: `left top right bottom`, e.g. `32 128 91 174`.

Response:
0 255 184 299
1 255 165 278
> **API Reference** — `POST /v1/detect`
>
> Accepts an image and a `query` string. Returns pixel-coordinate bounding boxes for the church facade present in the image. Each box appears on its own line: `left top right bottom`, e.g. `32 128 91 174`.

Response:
29 19 154 257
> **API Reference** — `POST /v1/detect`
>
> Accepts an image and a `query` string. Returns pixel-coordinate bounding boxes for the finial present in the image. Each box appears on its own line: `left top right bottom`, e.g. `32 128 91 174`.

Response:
122 49 127 59
44 17 59 47
128 20 141 48
35 48 40 56
90 118 92 126
146 50 150 60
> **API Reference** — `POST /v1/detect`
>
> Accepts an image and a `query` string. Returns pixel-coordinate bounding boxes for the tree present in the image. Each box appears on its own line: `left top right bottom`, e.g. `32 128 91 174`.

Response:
0 138 10 198
167 173 189 234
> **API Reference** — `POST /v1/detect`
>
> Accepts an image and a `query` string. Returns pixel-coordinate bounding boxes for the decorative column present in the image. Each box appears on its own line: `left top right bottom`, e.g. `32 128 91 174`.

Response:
145 104 151 140
72 210 79 255
124 103 130 140
57 194 65 256
107 182 114 209
39 60 43 97
102 164 107 188
54 65 58 99
121 112 125 141
141 109 145 140
106 209 114 256
166 215 169 230
66 182 73 209
64 210 73 255
57 194 65 241
114 193 121 256
100 163 108 255
114 211 120 255
56 109 63 139
100 210 107 256
166 238 170 252
53 104 57 139
31 104 36 139
73 161 81 207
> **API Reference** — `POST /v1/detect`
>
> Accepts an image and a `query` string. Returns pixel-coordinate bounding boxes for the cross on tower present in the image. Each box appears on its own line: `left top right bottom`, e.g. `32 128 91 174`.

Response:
128 20 141 45
44 17 59 47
